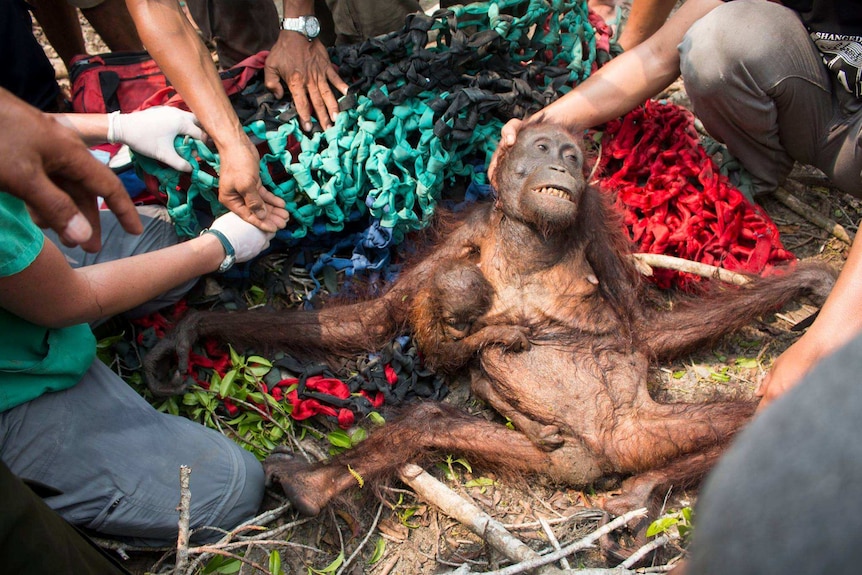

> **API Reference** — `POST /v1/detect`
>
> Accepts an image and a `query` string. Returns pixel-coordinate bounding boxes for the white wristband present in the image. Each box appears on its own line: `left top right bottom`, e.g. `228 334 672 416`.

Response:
106 110 121 144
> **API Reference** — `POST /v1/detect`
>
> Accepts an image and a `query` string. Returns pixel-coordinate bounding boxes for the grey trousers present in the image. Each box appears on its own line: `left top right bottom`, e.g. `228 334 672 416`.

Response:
679 0 862 197
45 205 197 324
12 205 265 546
687 330 862 575
0 359 265 547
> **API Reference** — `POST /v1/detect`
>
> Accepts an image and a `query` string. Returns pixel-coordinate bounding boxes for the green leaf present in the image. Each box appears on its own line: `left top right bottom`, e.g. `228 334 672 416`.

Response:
228 345 242 367
308 552 344 574
672 370 686 379
351 427 367 444
734 357 759 369
367 411 386 425
219 369 238 397
269 550 282 574
368 537 386 564
247 356 273 367
646 516 679 537
328 430 353 449
465 477 495 488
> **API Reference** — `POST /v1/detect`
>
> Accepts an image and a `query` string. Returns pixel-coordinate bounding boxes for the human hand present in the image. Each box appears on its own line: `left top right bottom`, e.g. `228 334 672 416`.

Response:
0 88 142 252
756 338 823 411
488 118 524 185
209 211 276 263
110 106 206 172
215 140 290 233
264 33 348 131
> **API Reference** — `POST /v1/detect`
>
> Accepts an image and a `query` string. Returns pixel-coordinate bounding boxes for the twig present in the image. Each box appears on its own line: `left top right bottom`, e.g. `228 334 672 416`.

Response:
774 185 853 245
398 463 542 565
618 533 678 569
501 509 605 530
631 253 750 285
174 466 192 574
538 517 570 570
336 502 385 575
446 508 647 575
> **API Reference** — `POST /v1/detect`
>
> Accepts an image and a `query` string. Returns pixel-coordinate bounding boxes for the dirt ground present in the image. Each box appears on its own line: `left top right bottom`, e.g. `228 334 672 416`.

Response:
30 5 858 575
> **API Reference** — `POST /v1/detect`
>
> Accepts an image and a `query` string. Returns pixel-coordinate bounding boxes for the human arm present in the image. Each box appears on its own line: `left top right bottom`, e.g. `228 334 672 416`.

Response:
264 0 348 131
492 0 722 180
757 237 862 410
55 107 205 171
616 0 679 51
0 211 273 328
124 0 288 232
0 88 141 252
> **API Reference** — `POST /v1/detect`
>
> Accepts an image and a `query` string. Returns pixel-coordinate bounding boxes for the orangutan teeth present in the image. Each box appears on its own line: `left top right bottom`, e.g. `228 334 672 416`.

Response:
535 186 571 201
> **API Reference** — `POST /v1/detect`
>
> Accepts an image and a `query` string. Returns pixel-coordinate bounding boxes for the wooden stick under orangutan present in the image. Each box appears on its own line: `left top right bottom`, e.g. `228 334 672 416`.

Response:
145 124 836 528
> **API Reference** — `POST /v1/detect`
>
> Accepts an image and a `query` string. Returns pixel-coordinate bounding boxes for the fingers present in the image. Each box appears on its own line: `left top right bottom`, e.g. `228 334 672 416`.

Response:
158 149 194 172
264 66 285 100
500 118 523 147
287 73 315 132
179 114 207 141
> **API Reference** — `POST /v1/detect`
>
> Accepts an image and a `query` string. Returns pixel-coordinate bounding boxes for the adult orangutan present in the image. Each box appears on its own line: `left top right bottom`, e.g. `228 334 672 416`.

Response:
144 124 836 519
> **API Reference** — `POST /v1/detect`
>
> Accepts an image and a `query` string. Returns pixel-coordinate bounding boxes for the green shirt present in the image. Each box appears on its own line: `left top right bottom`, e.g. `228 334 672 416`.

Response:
0 193 95 412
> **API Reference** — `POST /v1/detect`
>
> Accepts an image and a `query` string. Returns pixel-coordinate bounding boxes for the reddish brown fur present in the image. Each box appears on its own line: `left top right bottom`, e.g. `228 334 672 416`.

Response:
145 125 837 525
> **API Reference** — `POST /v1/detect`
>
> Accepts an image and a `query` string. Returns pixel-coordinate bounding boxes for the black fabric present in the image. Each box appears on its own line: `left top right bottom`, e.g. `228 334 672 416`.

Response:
0 0 61 111
0 461 131 574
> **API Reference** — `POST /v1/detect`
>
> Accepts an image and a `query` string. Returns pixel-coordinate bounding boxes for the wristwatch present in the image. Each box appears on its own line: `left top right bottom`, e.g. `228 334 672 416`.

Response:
202 228 236 273
281 16 321 41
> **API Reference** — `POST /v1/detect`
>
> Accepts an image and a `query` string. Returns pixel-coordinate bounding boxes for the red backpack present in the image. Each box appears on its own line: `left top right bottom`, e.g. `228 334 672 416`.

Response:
69 51 169 113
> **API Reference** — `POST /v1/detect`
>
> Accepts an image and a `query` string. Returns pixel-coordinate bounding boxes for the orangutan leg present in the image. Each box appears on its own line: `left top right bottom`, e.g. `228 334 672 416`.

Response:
265 402 561 516
604 401 756 479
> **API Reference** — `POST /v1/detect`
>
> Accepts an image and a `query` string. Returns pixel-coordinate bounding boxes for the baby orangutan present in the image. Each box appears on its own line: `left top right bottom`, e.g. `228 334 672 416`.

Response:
145 124 836 526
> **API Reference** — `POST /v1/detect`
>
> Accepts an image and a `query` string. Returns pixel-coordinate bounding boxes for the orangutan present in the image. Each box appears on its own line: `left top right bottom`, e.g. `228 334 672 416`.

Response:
144 124 836 520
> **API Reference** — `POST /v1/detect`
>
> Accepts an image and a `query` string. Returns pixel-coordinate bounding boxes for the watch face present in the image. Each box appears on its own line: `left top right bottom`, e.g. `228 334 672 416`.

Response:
305 17 320 38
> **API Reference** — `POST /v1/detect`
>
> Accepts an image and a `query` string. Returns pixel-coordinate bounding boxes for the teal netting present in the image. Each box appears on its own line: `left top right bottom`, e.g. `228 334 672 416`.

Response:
135 0 615 255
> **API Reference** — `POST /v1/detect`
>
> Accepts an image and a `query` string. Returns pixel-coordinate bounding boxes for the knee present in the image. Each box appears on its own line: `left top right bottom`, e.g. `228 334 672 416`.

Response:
193 448 265 543
680 1 800 98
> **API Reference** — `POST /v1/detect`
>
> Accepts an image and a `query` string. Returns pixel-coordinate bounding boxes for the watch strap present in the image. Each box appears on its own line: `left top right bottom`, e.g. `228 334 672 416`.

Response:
202 228 236 273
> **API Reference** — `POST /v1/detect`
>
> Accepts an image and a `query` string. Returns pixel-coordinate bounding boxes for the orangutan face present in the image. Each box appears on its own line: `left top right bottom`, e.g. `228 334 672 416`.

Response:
495 124 586 233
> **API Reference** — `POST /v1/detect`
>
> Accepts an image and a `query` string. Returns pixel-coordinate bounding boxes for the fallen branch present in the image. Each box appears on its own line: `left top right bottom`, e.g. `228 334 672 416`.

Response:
631 253 750 285
618 533 678 569
538 517 571 570
774 184 853 245
174 466 192 574
444 508 647 575
398 463 542 566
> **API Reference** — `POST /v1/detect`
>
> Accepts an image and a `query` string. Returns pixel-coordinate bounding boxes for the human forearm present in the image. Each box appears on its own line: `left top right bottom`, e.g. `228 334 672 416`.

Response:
532 0 722 132
797 237 862 357
53 114 109 146
125 0 245 155
0 234 225 328
616 0 679 50
282 0 315 17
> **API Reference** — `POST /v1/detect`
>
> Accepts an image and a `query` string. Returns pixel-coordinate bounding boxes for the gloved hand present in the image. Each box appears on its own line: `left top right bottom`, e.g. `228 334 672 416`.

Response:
209 211 276 263
108 107 205 172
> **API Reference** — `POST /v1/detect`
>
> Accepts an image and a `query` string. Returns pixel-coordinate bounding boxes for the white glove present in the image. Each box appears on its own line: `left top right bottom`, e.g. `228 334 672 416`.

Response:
108 107 206 172
209 211 276 263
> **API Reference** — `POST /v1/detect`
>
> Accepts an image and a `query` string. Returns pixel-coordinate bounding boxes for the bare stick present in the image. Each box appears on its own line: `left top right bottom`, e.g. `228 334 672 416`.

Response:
538 517 570 570
774 185 853 245
398 463 541 565
448 508 647 575
618 533 678 569
174 466 192 575
631 253 750 285
336 502 385 575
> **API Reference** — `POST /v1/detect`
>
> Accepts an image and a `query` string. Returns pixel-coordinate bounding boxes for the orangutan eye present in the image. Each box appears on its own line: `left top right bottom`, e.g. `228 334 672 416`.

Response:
537 143 548 152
